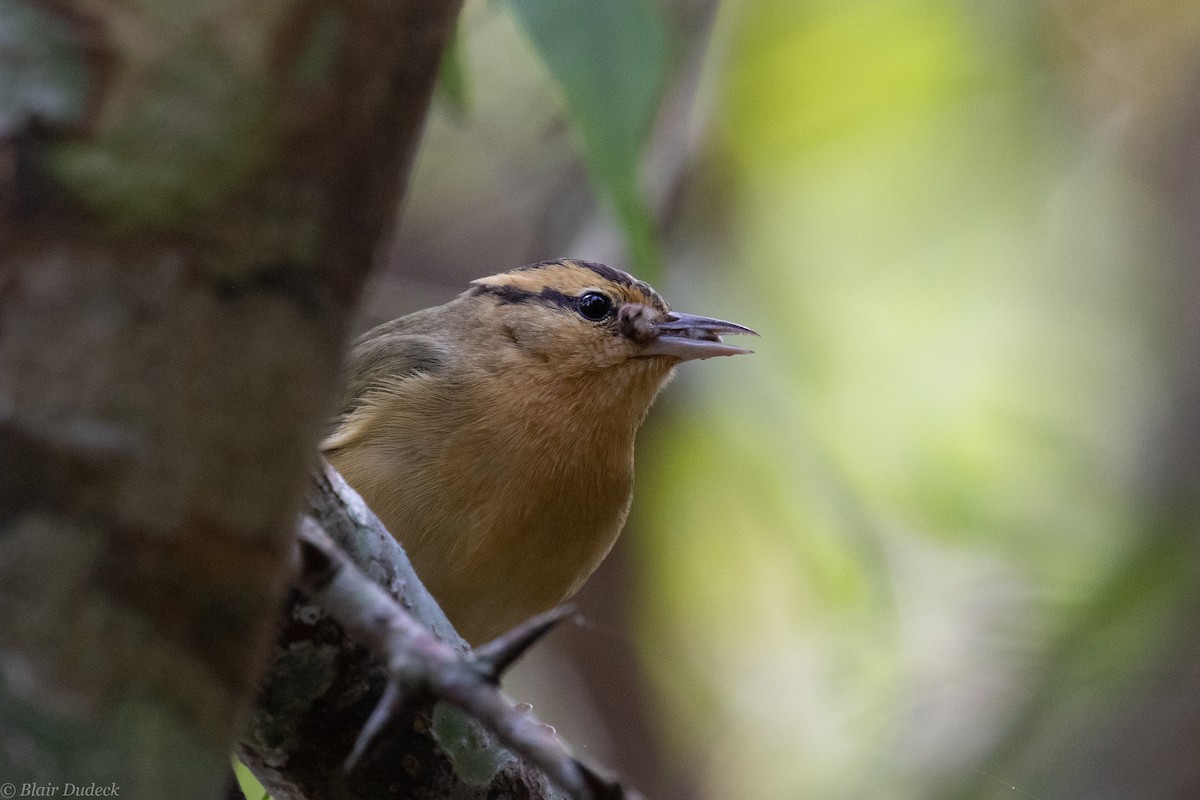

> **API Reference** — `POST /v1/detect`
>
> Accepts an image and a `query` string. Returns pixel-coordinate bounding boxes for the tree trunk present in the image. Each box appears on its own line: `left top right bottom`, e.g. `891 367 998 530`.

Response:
0 2 461 797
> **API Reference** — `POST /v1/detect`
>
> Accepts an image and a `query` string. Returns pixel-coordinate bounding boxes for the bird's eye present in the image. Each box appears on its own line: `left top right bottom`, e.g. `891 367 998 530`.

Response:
576 291 614 321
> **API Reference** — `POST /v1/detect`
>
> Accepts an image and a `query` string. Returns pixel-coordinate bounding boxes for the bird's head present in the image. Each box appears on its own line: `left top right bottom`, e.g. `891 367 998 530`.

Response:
464 259 756 386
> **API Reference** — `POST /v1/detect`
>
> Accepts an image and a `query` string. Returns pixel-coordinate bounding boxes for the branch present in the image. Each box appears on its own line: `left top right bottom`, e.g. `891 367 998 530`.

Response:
295 516 581 786
238 465 642 800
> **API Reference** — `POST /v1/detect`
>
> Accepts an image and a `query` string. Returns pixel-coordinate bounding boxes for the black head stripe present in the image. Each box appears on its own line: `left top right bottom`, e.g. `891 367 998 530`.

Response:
480 259 667 313
471 282 574 311
573 260 637 288
509 258 586 278
513 258 637 289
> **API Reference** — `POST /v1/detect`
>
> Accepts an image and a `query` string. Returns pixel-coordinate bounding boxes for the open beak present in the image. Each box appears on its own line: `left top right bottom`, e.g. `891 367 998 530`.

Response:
640 311 758 362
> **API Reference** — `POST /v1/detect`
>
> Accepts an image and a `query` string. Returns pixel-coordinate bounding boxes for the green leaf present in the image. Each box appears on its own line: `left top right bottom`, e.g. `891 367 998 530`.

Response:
231 757 271 800
437 23 471 120
609 177 660 280
508 0 670 278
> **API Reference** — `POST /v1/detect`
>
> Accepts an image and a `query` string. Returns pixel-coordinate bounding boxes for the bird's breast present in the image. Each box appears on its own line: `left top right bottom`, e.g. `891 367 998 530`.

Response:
431 408 635 641
327 374 638 643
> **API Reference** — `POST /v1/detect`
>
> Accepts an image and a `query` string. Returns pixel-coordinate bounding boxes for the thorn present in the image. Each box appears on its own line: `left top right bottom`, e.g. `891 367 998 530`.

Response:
345 681 402 770
470 605 576 683
575 757 637 800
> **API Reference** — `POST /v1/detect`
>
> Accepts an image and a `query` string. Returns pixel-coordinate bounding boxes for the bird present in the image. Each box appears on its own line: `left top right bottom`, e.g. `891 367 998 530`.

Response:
321 258 755 644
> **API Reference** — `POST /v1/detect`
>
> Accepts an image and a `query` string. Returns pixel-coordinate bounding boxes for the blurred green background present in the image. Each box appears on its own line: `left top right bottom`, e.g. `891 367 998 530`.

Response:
363 0 1200 797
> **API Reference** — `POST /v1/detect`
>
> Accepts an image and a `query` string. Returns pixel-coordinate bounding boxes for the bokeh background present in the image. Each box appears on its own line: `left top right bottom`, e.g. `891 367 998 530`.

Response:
361 1 1200 798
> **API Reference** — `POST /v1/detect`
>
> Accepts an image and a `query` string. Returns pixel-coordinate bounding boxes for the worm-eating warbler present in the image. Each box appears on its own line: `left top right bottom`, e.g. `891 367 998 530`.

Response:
322 259 754 643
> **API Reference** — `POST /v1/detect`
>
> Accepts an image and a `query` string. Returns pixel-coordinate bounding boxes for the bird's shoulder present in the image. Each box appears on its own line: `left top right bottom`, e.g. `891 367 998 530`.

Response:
342 307 460 407
322 307 464 451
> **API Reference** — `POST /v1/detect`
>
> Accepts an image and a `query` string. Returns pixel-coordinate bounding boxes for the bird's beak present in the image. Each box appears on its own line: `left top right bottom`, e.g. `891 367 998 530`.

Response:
639 311 758 362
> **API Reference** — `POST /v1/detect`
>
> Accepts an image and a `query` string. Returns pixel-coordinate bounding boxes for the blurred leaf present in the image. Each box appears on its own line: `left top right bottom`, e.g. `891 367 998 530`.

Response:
630 2 1195 799
609 177 661 280
507 0 669 277
437 23 471 120
0 0 89 136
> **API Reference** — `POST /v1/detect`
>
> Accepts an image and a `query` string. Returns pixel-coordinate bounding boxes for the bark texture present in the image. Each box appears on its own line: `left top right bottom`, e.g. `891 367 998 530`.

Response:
0 1 461 797
237 468 565 800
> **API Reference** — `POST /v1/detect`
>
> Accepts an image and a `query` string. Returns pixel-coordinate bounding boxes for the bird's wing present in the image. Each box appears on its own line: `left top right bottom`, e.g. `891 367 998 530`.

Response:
322 331 450 451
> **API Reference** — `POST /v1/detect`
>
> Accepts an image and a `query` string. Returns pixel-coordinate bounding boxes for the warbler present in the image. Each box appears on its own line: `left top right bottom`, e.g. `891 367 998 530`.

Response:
322 259 754 643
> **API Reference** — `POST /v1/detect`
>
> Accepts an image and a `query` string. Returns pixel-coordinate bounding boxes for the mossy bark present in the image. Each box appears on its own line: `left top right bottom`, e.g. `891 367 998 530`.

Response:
0 1 461 797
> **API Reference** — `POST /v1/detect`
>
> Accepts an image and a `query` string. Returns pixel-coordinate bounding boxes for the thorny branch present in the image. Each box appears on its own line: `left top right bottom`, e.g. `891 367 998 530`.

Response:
294 517 588 787
245 463 641 800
